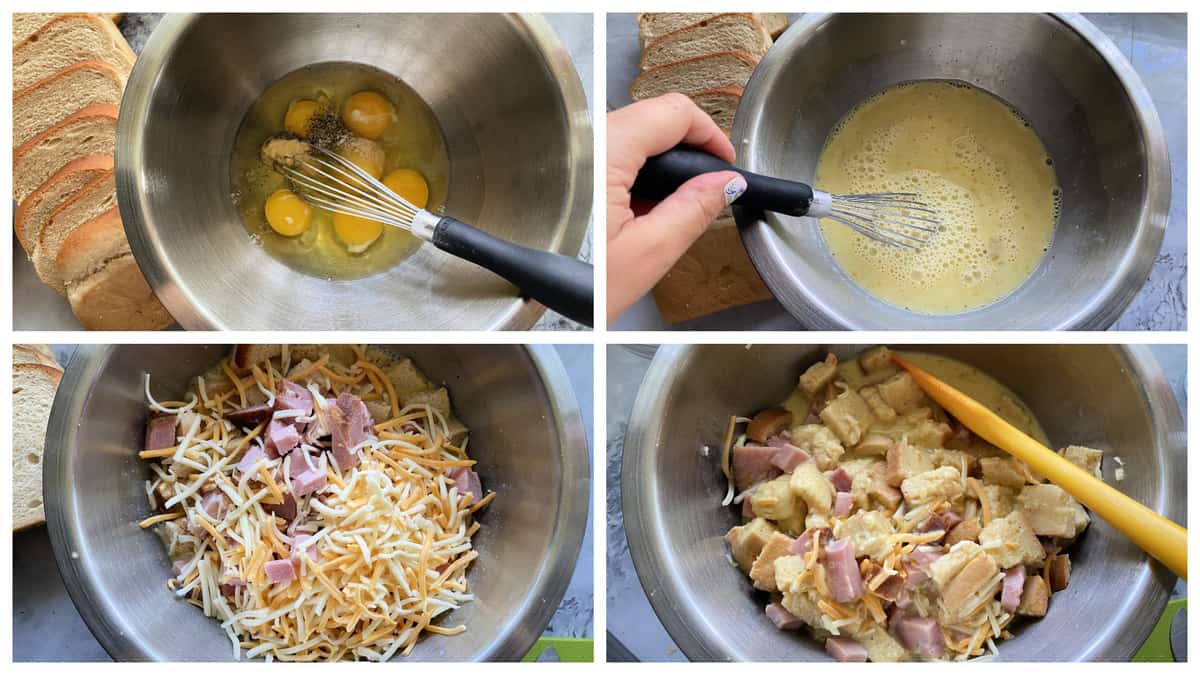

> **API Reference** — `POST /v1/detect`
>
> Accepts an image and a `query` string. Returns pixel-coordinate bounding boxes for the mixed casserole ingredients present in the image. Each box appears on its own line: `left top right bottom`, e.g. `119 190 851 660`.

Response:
138 345 490 661
723 347 1104 661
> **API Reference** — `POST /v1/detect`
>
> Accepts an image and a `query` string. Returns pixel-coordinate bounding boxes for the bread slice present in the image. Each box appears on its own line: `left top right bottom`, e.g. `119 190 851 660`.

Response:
13 13 123 43
651 219 772 323
637 13 721 46
690 87 744 134
13 104 118 204
631 51 759 101
34 170 117 294
641 15 772 70
66 253 173 330
14 155 114 256
758 13 789 38
13 360 64 530
13 60 126 147
54 205 129 285
14 14 135 91
13 345 61 369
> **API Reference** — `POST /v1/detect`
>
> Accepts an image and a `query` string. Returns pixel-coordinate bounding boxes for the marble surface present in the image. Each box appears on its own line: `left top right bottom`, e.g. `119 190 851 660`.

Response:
12 13 593 332
607 13 1187 331
12 344 593 661
606 344 1187 661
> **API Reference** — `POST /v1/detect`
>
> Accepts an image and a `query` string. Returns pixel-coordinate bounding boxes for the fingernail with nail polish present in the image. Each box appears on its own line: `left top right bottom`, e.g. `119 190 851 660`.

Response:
723 175 748 206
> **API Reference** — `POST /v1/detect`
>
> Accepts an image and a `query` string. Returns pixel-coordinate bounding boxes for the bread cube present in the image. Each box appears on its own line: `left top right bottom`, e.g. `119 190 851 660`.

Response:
805 511 831 530
859 386 897 423
725 517 777 571
1060 445 1103 479
405 386 451 418
774 555 806 593
877 372 926 414
385 358 434 399
980 457 1028 488
901 466 964 506
886 440 935 487
858 346 895 373
942 551 1000 618
905 419 953 448
752 476 797 521
930 540 984 589
789 424 845 470
933 448 976 475
775 510 808 537
833 510 896 561
856 626 910 662
1018 484 1090 538
946 519 982 547
978 512 1044 568
799 353 838 395
790 460 833 513
781 588 824 627
820 389 874 446
1017 575 1049 617
750 532 796 592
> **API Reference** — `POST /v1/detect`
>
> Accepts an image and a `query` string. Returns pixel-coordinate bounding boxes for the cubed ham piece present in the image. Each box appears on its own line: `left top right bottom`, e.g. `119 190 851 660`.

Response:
903 562 930 589
237 446 267 474
891 614 945 659
824 538 864 603
1000 565 1026 613
790 527 832 557
920 511 963 535
826 467 852 492
290 534 320 565
219 566 246 596
765 602 802 630
741 495 754 518
825 637 868 662
225 403 274 429
329 393 372 470
144 414 176 451
907 545 944 568
263 492 297 522
264 559 297 584
292 468 327 497
875 571 904 602
201 491 228 519
732 445 783 491
765 437 811 472
275 379 313 416
451 467 483 502
265 419 301 458
287 449 318 479
833 491 853 517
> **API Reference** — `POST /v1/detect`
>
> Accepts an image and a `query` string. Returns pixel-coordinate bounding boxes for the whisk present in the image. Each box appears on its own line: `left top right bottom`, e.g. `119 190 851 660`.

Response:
271 143 594 326
631 147 941 249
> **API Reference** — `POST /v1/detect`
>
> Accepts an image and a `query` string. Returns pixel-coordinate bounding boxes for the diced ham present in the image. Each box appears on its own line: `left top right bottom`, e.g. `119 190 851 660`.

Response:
765 437 811 472
219 566 245 596
144 414 175 451
891 614 945 659
237 445 266 474
790 527 832 557
263 492 297 522
264 419 301 458
1001 565 1026 613
741 495 754 518
201 491 228 519
264 559 297 584
451 466 483 502
903 563 929 589
287 448 318 479
290 534 320 565
732 445 782 491
824 538 864 602
826 467 852 492
765 602 802 630
825 637 868 662
275 379 313 416
833 491 853 517
225 403 274 429
921 511 963 535
875 570 904 601
907 545 944 568
292 468 327 497
328 393 372 470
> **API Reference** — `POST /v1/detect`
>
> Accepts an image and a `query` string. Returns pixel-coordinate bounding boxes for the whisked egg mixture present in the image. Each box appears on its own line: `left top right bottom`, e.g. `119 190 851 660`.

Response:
231 62 450 280
815 81 1060 314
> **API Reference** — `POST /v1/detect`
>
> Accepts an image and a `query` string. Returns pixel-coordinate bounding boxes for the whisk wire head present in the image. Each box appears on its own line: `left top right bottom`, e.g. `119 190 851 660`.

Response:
817 191 943 250
272 145 422 231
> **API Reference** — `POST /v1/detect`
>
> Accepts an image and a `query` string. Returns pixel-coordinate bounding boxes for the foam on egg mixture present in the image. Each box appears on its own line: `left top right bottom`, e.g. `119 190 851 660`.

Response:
814 80 1060 314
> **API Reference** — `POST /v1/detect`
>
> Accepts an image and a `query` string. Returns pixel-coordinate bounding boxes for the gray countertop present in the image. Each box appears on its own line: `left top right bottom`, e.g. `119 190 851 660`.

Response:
12 13 593 332
607 13 1187 331
13 344 593 661
606 344 1187 661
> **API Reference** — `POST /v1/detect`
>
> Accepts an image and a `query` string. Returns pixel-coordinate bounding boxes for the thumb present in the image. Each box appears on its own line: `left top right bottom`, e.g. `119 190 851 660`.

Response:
633 170 746 255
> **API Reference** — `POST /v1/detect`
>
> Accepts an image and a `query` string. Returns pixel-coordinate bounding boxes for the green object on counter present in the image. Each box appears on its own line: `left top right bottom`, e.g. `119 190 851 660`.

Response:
1133 598 1186 662
522 637 593 662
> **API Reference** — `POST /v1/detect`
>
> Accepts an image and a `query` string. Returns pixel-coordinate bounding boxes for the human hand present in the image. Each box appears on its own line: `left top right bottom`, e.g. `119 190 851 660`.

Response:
607 93 746 325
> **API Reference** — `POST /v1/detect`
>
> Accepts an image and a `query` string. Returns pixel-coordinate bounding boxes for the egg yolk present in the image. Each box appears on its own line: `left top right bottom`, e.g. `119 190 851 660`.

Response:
342 91 394 139
338 137 385 180
383 169 430 209
284 99 322 137
333 212 384 253
264 189 312 236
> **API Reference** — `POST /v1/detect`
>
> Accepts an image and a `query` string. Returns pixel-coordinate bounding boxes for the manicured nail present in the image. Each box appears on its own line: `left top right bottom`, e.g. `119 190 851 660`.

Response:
723 175 747 206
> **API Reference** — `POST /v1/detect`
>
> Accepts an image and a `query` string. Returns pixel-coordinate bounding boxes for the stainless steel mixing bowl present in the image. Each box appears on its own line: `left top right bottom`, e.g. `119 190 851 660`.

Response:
623 345 1184 661
734 14 1170 329
44 345 589 661
117 14 592 330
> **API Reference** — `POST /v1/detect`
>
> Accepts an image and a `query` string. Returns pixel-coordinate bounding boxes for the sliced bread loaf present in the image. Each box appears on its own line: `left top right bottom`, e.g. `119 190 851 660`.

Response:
651 220 772 324
690 86 744 134
55 206 130 288
14 13 123 44
13 359 64 530
758 13 789 39
14 155 114 256
34 170 117 294
13 104 118 204
15 14 135 91
13 60 126 147
66 253 173 331
631 51 759 101
637 13 721 46
13 344 61 369
641 14 772 70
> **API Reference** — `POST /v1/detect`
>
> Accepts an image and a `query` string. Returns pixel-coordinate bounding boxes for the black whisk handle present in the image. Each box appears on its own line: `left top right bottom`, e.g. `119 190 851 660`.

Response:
431 216 594 326
631 146 816 217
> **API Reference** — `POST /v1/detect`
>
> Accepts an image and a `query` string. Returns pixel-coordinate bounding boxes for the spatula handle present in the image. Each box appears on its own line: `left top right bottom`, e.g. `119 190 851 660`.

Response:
431 216 594 327
631 146 816 217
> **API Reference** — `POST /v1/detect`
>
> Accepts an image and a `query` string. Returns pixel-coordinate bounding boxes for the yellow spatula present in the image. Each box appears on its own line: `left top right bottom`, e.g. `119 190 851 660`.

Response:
892 353 1187 580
